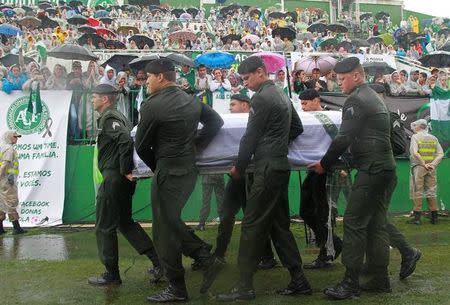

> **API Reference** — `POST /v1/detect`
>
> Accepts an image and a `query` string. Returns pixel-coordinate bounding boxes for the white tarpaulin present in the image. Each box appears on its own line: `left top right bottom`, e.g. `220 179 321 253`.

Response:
133 111 342 177
0 90 71 227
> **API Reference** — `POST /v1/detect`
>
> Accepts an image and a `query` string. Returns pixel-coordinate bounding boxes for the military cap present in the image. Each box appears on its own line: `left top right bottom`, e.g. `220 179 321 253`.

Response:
299 89 320 100
145 58 175 74
334 56 361 74
230 94 251 103
91 84 118 95
368 83 386 94
238 56 265 74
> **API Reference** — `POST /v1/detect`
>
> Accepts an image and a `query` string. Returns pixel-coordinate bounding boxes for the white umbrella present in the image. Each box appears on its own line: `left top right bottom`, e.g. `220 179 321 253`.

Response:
241 34 260 44
294 55 338 75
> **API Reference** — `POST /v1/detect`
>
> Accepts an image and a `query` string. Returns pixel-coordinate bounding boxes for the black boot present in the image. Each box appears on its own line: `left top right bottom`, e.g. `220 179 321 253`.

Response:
400 248 422 279
216 275 255 302
407 211 421 225
0 221 6 235
430 211 438 224
303 257 332 269
257 257 278 270
12 220 26 234
88 269 122 286
276 268 312 296
324 270 360 300
147 283 188 303
360 267 391 293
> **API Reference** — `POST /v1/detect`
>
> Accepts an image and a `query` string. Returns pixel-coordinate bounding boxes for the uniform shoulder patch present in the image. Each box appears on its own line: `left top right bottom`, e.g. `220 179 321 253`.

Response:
112 121 121 130
343 106 354 119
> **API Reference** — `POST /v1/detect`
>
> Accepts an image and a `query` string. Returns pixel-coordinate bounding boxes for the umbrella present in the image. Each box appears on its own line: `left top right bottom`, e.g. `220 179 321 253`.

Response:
297 32 314 41
251 52 285 73
105 40 126 49
99 17 113 24
440 42 450 52
337 40 353 51
117 25 139 35
196 31 215 40
221 34 241 43
77 33 106 47
0 5 13 10
351 38 370 47
307 22 327 33
101 54 138 71
294 55 338 75
168 20 183 29
96 27 116 38
380 33 394 45
319 38 339 48
129 54 160 71
0 54 35 67
438 28 450 36
186 8 198 17
38 2 52 10
2 8 15 17
67 15 88 25
163 53 194 67
194 52 236 69
327 23 348 33
0 24 22 36
45 7 57 16
171 8 185 18
22 6 34 12
362 62 395 75
241 34 260 44
169 30 196 42
360 12 372 20
13 7 25 15
179 12 192 20
286 11 298 21
18 16 42 29
367 36 384 45
48 44 98 61
268 12 285 19
375 11 389 19
39 16 59 29
78 25 96 34
419 51 450 68
272 27 296 41
405 31 419 42
94 9 109 18
411 36 428 44
220 4 240 16
87 17 100 27
69 0 82 7
128 35 155 48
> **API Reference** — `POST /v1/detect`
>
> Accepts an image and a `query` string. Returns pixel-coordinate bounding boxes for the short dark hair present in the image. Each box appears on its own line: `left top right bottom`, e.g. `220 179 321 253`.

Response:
162 71 176 82
197 64 206 70
420 72 428 79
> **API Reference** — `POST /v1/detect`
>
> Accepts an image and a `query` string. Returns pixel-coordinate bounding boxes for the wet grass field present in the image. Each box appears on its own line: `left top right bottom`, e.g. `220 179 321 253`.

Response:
1 216 450 305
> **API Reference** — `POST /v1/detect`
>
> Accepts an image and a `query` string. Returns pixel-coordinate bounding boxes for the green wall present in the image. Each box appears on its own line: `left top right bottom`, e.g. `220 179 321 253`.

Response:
63 145 450 223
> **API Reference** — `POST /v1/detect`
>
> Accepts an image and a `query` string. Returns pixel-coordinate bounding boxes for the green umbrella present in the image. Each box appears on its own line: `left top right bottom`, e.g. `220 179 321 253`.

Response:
380 33 394 46
319 38 339 48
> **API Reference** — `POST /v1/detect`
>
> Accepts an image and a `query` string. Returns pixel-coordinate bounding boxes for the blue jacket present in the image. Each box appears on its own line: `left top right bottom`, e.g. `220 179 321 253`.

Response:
2 72 28 94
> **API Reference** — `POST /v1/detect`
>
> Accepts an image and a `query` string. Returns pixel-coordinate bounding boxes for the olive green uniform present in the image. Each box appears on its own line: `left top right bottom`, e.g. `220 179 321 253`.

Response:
320 83 397 276
96 107 158 273
135 85 223 292
235 80 304 278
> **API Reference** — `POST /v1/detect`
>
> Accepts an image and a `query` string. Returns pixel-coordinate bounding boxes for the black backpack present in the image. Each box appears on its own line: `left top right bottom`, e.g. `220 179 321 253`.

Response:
390 112 408 156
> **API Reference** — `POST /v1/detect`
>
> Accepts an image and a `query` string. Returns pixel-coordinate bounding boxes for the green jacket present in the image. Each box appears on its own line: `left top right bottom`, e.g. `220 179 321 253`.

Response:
321 83 396 172
236 80 303 175
97 107 134 175
135 85 224 171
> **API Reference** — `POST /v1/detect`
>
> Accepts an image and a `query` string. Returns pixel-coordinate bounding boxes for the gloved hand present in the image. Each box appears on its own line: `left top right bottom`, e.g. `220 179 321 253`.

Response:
7 174 15 185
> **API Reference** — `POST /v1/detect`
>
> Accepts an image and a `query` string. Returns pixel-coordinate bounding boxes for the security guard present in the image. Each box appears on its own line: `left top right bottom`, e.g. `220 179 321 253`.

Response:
216 56 311 302
309 57 397 299
135 59 224 303
88 84 161 286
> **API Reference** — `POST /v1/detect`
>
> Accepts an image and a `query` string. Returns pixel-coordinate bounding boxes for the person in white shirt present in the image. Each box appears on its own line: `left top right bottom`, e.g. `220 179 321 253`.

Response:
209 69 232 92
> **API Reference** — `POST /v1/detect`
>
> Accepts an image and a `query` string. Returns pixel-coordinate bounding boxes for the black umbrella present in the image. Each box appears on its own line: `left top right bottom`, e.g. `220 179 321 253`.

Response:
405 31 419 42
101 54 138 71
286 11 298 21
45 7 57 16
307 22 327 33
367 36 384 45
221 34 241 43
272 27 296 41
0 53 35 67
0 5 13 10
99 17 113 25
78 25 96 34
38 2 52 9
220 4 240 16
129 54 160 71
22 5 34 12
375 11 389 19
106 40 126 49
419 51 450 68
38 16 59 29
351 38 370 47
48 44 98 61
268 12 285 19
337 41 353 51
438 28 450 37
18 16 42 29
67 15 88 25
128 35 155 48
78 33 106 47
186 8 198 17
362 62 395 75
360 12 372 20
163 53 194 67
171 8 185 18
327 23 348 33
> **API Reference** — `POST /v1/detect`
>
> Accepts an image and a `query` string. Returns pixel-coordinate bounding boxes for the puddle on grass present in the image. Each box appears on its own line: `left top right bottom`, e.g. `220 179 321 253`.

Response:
0 234 68 261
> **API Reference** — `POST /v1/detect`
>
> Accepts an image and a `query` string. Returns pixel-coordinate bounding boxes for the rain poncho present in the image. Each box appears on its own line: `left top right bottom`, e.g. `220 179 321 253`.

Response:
0 131 19 214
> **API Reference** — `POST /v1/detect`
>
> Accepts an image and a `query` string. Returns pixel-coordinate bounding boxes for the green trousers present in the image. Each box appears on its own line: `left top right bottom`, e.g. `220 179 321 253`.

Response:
96 170 157 272
342 169 397 272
